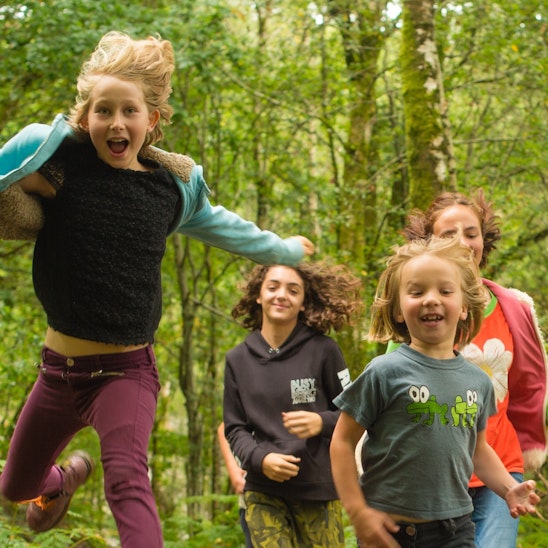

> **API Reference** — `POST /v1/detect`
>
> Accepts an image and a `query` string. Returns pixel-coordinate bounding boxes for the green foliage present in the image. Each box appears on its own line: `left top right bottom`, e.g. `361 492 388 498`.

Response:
0 512 111 547
0 0 546 545
162 502 247 547
519 513 548 547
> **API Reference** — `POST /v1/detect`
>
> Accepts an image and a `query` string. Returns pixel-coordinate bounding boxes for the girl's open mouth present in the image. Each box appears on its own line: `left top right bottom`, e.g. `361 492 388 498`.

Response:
108 139 128 154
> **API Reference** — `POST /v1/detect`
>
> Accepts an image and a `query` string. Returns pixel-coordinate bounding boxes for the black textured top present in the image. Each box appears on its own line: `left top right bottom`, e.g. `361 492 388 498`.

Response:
33 140 181 344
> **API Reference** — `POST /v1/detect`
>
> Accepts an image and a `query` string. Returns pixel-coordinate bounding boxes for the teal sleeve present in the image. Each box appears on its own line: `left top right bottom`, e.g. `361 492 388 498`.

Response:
0 114 73 190
173 165 305 266
178 200 304 265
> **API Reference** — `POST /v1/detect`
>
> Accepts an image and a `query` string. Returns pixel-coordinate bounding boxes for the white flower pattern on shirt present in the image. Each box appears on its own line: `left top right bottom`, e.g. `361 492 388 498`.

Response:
461 338 512 403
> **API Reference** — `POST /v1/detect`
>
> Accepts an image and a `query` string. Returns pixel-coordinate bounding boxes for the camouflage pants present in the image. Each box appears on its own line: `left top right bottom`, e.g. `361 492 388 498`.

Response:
244 490 345 548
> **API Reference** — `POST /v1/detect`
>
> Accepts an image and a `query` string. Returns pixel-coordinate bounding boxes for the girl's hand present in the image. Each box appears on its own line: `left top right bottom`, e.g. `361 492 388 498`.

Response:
229 467 246 495
293 236 315 256
262 453 301 482
282 411 322 439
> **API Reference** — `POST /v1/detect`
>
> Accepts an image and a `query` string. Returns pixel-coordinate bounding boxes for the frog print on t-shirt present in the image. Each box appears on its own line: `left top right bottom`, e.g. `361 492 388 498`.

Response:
407 384 479 428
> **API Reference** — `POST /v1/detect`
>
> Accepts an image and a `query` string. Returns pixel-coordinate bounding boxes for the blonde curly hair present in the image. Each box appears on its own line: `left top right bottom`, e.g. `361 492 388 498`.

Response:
369 236 485 348
69 31 175 146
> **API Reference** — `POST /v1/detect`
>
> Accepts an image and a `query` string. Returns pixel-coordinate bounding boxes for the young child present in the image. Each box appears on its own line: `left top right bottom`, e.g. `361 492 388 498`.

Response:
223 261 363 547
403 190 547 547
0 32 313 548
217 421 253 548
330 237 539 548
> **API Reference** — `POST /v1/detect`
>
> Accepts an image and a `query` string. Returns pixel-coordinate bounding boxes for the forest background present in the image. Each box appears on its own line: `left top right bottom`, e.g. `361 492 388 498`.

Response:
0 0 546 546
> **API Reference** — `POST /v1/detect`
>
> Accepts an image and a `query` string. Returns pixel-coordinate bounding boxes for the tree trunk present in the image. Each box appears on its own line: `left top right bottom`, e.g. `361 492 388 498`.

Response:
172 234 204 522
400 0 456 210
326 0 387 374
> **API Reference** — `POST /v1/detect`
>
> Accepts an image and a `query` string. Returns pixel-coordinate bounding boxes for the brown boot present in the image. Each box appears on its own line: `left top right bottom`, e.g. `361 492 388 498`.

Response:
26 450 95 532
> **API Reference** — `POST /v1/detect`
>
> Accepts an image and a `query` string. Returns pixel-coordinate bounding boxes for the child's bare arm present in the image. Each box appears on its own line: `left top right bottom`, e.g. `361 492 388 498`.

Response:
18 172 57 198
330 412 400 547
473 430 539 517
217 423 246 495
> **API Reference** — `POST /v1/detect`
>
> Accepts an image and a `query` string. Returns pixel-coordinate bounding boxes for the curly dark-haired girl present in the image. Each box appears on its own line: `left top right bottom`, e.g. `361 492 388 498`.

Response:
223 261 362 547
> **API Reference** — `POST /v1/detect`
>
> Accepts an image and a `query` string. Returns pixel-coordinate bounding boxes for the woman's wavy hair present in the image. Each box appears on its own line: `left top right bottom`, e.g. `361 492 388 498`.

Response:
403 189 501 268
69 31 174 147
369 236 485 349
232 261 364 334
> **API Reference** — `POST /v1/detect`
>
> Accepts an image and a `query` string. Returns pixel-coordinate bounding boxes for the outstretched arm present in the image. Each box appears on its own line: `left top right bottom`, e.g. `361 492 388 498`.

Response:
175 166 315 266
473 430 539 517
330 412 400 547
182 201 315 265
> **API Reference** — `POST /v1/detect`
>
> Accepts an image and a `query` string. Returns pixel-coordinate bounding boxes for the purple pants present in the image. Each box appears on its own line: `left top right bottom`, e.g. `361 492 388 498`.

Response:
0 345 163 548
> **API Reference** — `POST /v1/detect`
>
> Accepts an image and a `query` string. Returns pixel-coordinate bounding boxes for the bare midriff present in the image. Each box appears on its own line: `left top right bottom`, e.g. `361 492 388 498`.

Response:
45 326 148 357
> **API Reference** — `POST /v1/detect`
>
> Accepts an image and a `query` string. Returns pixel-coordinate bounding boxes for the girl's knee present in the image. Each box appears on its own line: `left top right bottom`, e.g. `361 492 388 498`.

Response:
103 464 151 500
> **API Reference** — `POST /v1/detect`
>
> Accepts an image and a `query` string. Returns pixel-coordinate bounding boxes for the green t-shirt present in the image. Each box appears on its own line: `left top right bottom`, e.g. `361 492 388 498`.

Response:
334 343 496 520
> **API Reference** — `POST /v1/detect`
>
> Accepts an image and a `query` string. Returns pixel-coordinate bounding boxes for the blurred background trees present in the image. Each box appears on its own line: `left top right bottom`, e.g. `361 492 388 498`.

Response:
1 0 546 545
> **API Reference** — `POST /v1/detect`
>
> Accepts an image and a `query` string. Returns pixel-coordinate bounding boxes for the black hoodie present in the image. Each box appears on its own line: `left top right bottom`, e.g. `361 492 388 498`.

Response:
223 322 351 500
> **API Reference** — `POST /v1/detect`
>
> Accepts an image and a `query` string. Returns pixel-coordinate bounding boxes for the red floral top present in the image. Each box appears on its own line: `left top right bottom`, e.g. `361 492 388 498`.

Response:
464 295 524 487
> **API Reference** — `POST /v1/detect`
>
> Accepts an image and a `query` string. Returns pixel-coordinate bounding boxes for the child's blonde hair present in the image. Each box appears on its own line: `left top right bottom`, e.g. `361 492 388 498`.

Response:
369 236 485 348
69 31 175 146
